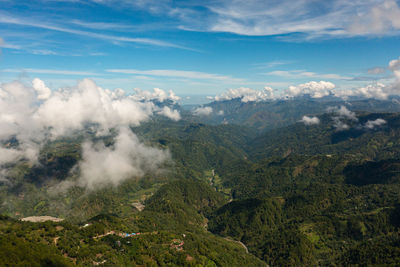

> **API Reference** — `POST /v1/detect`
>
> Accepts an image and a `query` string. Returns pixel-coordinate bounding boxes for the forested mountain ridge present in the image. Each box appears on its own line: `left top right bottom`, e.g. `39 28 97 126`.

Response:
249 112 400 160
190 97 400 131
2 106 400 265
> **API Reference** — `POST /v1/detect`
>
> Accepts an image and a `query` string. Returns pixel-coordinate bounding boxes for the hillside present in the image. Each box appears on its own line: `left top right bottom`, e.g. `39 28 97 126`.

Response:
2 111 400 265
0 181 265 266
249 112 400 160
189 98 400 131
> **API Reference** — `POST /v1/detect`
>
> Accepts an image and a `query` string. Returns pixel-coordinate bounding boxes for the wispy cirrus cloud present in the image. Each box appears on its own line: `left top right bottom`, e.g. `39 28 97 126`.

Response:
253 60 294 69
86 0 400 39
107 69 244 82
70 19 172 32
0 39 22 50
206 0 400 38
0 13 190 50
2 68 98 76
70 19 134 31
368 67 386 74
265 70 351 80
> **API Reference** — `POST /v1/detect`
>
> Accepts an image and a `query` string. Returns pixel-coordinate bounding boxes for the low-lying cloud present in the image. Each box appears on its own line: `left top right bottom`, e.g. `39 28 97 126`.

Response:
300 116 320 125
78 127 170 190
157 106 181 121
365 118 387 129
327 105 358 131
327 106 358 121
0 78 180 189
192 106 213 116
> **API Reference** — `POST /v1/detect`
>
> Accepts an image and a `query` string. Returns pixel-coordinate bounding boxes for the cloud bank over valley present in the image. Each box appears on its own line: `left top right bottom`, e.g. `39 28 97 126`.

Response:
0 78 180 189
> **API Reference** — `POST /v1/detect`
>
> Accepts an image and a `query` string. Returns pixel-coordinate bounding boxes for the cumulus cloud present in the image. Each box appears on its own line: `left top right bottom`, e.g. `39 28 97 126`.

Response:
336 83 389 100
210 86 274 102
365 118 387 129
131 87 181 102
286 81 335 98
78 127 170 190
389 57 400 71
32 78 52 100
193 106 213 116
335 57 400 100
0 81 43 163
300 116 320 125
34 79 155 137
157 106 181 121
0 79 173 189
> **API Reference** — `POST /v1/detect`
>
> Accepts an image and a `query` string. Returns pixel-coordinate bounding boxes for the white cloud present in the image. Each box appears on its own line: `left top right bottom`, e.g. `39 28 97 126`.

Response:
368 67 386 74
389 57 400 71
0 147 26 165
32 78 51 100
211 86 274 102
0 42 22 50
78 127 170 190
16 0 400 41
332 118 350 131
0 81 43 155
3 68 98 76
349 0 400 35
31 49 58 55
157 106 181 121
131 87 181 103
34 79 155 137
327 105 358 121
253 60 293 69
335 57 400 100
300 116 320 125
193 106 213 116
365 118 387 129
327 105 358 131
0 79 171 189
389 57 400 91
0 14 188 50
202 0 400 38
286 81 335 98
107 69 242 82
70 19 133 30
335 83 389 100
266 70 350 80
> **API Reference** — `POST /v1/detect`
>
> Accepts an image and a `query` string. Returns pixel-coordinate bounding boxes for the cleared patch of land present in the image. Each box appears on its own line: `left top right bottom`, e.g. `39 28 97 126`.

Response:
21 216 64 222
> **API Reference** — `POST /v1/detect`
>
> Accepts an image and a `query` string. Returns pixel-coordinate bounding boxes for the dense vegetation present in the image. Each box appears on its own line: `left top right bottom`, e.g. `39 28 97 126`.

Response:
192 97 400 131
2 98 400 265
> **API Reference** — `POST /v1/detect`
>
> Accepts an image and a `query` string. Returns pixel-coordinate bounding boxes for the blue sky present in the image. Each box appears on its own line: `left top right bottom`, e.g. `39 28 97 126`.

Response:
1 0 400 101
